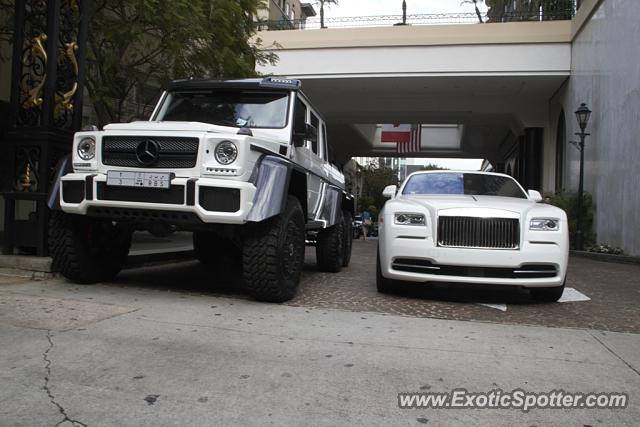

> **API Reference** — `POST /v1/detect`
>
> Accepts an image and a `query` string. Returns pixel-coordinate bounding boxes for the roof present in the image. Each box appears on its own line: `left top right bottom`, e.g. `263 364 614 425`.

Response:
167 77 302 91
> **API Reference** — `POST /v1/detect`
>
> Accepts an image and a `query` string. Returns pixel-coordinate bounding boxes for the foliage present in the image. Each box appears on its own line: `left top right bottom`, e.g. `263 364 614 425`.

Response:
314 0 338 29
358 160 398 215
588 244 624 256
420 163 447 171
547 190 595 249
468 0 574 23
86 0 278 126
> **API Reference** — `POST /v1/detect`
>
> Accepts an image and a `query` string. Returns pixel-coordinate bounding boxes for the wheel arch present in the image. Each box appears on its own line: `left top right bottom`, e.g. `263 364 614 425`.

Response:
246 154 308 223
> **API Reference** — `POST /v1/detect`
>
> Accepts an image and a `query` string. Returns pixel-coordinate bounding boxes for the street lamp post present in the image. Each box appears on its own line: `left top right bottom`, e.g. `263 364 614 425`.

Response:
574 103 592 251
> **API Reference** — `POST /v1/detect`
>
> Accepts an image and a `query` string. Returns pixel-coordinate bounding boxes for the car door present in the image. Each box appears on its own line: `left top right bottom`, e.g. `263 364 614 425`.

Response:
292 96 323 219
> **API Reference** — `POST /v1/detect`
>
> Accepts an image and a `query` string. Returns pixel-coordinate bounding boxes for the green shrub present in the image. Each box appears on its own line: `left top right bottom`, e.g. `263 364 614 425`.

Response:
588 244 624 255
546 191 596 249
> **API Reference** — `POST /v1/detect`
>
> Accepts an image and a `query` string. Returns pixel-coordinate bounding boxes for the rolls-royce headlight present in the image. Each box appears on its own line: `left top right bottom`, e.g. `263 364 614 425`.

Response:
530 218 559 231
394 213 425 226
215 140 238 165
77 137 96 161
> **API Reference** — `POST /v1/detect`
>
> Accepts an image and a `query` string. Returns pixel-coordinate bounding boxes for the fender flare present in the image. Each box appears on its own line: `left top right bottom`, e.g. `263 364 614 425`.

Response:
47 154 73 211
246 155 294 222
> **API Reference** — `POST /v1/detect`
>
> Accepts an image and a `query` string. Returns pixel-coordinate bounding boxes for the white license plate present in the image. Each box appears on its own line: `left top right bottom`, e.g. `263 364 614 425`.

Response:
106 171 171 189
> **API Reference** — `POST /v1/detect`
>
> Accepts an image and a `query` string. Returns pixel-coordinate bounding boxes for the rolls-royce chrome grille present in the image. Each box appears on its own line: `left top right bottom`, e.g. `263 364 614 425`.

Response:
437 216 520 249
102 136 199 168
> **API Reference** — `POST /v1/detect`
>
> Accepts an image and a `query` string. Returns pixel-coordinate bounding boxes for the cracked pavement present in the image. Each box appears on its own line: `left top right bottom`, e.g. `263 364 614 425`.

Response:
0 241 639 426
43 331 87 427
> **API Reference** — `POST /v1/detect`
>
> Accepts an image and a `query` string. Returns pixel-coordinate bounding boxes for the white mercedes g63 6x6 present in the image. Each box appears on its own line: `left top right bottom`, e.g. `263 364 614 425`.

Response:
48 78 353 302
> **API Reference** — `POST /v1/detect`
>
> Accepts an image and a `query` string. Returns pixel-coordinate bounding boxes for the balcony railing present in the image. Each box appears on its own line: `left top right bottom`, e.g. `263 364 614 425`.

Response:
260 9 575 31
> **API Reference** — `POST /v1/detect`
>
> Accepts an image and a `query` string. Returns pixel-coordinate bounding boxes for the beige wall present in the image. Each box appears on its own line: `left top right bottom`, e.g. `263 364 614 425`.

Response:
550 0 640 254
257 20 571 50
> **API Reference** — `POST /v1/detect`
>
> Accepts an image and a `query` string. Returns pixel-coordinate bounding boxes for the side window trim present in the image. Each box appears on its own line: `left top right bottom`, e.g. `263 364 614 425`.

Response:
293 95 308 146
321 123 328 161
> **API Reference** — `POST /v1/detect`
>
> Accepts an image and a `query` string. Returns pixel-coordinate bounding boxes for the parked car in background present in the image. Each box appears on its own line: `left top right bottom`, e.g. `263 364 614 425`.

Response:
353 214 363 239
377 171 569 301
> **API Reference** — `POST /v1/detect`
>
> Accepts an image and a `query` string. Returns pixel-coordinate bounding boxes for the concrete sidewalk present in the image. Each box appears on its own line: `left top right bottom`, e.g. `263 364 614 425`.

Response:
0 275 638 426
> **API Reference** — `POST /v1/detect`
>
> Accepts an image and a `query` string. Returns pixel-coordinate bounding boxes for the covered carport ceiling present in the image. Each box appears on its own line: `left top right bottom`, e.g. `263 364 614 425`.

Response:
297 75 567 162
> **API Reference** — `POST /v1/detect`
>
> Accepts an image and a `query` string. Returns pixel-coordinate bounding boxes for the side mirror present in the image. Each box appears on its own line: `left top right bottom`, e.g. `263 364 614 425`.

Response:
382 185 397 199
528 189 543 202
293 123 318 147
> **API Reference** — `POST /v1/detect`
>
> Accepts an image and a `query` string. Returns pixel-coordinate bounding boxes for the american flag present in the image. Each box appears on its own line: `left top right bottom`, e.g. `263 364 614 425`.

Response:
397 124 422 153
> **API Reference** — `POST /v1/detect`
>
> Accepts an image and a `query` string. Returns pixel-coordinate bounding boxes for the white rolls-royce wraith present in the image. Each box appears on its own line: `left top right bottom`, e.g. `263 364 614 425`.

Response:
377 171 569 301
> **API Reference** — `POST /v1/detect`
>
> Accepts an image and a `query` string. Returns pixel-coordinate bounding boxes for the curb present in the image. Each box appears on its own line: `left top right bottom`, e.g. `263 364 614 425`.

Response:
571 250 640 266
0 250 196 278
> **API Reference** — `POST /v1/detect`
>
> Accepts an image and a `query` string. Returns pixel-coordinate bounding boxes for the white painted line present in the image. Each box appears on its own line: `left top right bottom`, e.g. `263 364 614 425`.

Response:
478 303 507 312
558 287 590 303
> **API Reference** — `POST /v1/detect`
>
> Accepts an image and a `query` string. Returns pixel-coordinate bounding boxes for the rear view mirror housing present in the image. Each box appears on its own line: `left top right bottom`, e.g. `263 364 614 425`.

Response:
382 185 397 198
293 123 318 147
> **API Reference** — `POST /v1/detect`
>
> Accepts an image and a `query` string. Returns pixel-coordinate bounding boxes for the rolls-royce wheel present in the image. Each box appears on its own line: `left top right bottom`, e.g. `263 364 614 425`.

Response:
530 280 566 302
316 211 344 272
242 196 305 302
376 248 394 293
341 210 353 267
49 211 131 284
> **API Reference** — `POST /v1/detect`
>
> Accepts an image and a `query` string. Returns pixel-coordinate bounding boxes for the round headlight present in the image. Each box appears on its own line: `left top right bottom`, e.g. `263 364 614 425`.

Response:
215 140 237 165
77 137 96 161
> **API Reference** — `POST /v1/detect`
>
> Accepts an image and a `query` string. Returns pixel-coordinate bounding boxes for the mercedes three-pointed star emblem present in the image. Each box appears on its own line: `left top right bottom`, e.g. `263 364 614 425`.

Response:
136 139 160 166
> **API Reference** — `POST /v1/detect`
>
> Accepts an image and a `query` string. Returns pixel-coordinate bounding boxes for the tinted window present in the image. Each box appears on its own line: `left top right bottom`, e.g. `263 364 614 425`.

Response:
156 90 289 128
310 113 319 154
293 97 307 146
402 173 526 198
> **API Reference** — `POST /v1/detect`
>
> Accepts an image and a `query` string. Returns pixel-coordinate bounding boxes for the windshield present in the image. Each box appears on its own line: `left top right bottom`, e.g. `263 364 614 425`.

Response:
402 172 527 199
155 90 290 128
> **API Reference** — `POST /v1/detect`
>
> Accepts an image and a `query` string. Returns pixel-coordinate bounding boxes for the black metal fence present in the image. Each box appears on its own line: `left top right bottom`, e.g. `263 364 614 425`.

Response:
261 9 575 31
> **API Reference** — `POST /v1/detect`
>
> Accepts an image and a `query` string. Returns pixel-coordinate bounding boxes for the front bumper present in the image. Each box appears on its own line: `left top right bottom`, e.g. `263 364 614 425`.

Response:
59 173 256 224
379 234 569 288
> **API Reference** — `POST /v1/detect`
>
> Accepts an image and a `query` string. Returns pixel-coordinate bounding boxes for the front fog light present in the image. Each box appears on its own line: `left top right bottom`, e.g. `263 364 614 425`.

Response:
215 140 238 165
394 213 425 225
530 218 559 231
77 137 95 160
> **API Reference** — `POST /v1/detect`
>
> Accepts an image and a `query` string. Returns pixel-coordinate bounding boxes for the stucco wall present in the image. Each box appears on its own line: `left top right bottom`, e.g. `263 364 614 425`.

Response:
558 0 640 255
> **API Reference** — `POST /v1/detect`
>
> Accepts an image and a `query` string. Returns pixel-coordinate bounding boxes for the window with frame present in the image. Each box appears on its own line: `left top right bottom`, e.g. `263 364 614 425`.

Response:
293 97 307 146
310 113 319 155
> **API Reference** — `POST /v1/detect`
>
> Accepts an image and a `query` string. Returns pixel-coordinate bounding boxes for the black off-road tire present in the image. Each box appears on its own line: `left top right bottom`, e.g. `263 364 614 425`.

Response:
376 248 395 293
530 280 566 302
193 232 239 266
48 211 131 284
342 210 353 267
316 211 344 272
242 196 305 302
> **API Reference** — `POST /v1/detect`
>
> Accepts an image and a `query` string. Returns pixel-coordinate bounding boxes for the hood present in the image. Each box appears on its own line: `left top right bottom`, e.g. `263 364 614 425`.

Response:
103 121 231 133
395 194 563 219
